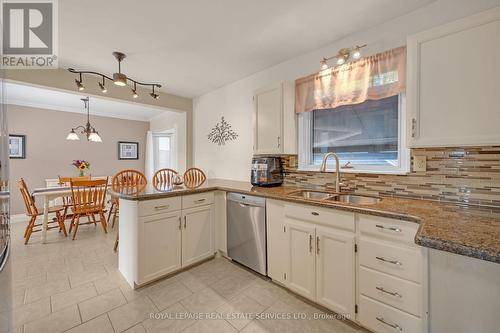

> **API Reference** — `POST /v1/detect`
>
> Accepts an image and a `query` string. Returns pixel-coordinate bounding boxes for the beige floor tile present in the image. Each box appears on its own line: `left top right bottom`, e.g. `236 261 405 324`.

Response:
51 282 98 312
23 304 81 333
65 314 114 333
147 281 192 311
78 288 127 322
211 272 256 300
180 287 226 313
69 265 108 287
123 323 147 333
216 294 266 330
176 271 213 293
24 276 70 304
181 319 237 333
108 296 157 332
243 279 290 308
240 321 273 333
8 297 51 328
142 302 195 333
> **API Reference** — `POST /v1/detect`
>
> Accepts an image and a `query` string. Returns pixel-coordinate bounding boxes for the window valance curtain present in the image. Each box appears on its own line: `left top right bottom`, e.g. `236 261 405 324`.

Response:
295 46 406 113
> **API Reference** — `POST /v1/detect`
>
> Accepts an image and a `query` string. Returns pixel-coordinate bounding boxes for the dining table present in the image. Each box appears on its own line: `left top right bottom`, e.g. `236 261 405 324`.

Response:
32 177 111 243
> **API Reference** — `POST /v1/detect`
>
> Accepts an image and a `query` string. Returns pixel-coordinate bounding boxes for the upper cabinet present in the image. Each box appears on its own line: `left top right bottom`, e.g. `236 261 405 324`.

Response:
407 7 500 147
253 81 296 154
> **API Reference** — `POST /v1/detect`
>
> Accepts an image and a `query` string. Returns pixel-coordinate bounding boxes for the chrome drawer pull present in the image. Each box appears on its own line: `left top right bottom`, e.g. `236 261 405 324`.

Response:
376 256 402 266
376 224 402 233
376 317 402 331
154 205 170 210
309 235 313 253
376 286 402 298
195 198 206 203
311 212 319 216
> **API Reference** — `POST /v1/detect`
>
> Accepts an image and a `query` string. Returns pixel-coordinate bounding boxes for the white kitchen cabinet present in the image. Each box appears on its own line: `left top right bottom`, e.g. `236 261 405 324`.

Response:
138 212 182 283
253 81 296 154
266 199 288 284
316 225 355 317
407 7 500 147
285 219 316 300
181 205 214 267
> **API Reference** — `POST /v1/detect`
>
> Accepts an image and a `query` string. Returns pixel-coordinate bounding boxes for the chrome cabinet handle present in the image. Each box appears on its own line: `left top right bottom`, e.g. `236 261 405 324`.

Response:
195 198 206 203
154 205 170 210
376 317 402 331
376 286 402 298
178 217 182 230
376 256 402 266
309 235 313 253
375 224 402 233
316 236 320 255
277 136 281 148
411 118 417 138
184 216 187 229
311 212 319 216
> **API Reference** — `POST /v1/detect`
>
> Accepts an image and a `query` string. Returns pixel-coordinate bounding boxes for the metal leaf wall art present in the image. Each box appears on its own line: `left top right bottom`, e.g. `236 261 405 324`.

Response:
208 116 238 146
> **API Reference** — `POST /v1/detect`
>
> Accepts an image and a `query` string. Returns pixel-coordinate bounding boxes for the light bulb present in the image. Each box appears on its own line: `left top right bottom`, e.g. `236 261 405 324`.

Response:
352 49 361 60
336 57 345 65
98 82 107 93
132 89 138 98
75 79 84 91
320 59 329 70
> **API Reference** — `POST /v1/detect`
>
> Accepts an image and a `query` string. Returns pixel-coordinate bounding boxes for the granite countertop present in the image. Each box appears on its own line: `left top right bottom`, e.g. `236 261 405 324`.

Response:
111 179 500 264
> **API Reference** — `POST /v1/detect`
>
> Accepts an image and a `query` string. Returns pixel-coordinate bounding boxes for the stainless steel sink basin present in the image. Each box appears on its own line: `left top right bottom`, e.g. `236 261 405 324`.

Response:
289 190 335 200
327 194 382 205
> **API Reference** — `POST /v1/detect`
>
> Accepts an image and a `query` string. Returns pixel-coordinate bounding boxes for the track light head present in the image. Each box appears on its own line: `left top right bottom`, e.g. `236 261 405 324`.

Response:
75 79 84 91
150 92 159 99
320 59 329 70
132 89 138 98
98 82 107 93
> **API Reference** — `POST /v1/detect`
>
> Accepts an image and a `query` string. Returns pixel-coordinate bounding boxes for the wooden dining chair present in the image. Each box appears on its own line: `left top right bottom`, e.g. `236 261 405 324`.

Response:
58 175 91 222
183 167 207 188
110 170 147 252
152 168 178 190
18 178 67 244
68 178 109 240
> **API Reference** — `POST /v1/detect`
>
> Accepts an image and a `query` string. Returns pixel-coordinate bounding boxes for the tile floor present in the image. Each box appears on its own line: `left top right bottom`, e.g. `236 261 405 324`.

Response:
0 219 367 333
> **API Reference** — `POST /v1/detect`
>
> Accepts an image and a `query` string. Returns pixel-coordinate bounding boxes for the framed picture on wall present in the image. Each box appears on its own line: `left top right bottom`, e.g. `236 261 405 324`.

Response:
9 135 26 159
118 141 139 160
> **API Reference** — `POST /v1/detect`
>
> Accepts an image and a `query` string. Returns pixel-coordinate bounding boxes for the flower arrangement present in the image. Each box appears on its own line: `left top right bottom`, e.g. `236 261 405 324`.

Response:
72 160 90 177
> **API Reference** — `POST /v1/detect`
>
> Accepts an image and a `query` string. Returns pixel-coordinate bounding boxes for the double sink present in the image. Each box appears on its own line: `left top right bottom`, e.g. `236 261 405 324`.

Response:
289 190 382 205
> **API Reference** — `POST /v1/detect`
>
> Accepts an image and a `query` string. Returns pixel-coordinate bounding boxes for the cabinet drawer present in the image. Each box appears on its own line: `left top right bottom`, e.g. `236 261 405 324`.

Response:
359 295 422 333
284 203 354 231
359 266 422 317
182 192 214 209
138 197 181 217
359 238 422 283
359 214 419 245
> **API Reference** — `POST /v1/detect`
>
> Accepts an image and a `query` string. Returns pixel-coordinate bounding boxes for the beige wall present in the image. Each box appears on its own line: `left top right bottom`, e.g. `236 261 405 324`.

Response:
7 104 149 214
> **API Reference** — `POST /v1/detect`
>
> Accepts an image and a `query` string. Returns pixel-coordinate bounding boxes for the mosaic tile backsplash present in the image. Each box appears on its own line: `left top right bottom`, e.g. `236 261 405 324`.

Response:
279 146 500 207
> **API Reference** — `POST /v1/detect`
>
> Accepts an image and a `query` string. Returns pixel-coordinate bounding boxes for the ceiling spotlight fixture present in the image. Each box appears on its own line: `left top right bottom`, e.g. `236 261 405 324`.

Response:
68 51 161 100
75 73 84 91
98 77 107 93
66 97 102 142
320 44 367 70
150 85 159 100
132 82 138 98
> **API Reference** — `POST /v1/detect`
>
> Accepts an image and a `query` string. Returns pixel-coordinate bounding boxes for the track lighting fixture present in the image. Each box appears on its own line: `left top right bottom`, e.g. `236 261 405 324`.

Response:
320 44 367 70
132 82 138 98
98 77 107 93
68 51 162 100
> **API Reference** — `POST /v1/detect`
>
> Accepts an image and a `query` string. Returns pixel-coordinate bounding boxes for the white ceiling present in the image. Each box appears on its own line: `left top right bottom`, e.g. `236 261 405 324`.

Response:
59 0 434 98
3 82 168 121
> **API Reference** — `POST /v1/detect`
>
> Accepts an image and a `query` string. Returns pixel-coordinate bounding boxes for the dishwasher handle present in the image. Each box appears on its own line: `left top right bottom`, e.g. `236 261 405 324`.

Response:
238 202 261 208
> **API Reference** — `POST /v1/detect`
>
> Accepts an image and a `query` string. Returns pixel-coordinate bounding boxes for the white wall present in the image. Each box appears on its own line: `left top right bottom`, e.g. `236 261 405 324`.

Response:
150 110 187 173
193 0 500 180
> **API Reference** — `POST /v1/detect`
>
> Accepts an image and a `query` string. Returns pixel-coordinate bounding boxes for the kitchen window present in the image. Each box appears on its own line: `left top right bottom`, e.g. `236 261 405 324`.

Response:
298 94 409 173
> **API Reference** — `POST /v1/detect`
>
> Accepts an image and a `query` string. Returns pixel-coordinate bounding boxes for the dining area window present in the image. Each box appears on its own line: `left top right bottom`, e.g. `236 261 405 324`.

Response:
153 132 175 170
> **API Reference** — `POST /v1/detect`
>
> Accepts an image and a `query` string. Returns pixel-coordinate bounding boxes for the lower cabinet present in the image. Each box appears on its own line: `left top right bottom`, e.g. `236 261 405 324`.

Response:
182 205 215 267
278 202 356 318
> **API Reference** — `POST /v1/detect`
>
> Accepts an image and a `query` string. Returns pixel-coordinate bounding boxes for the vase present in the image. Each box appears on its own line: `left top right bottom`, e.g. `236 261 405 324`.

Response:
79 171 85 177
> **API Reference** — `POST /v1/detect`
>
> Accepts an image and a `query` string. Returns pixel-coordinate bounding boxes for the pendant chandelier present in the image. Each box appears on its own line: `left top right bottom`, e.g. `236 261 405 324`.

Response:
68 51 161 100
66 97 102 142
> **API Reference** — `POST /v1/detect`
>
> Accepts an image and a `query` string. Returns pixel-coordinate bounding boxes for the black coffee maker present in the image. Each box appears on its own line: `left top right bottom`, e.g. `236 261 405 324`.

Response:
251 156 283 187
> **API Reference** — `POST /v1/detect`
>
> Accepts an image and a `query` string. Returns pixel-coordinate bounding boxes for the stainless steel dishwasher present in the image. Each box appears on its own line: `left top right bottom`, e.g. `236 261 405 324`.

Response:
227 192 267 275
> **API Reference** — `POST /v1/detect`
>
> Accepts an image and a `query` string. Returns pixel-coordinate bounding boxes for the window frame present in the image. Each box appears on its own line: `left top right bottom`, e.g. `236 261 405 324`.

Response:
298 94 410 174
152 130 177 171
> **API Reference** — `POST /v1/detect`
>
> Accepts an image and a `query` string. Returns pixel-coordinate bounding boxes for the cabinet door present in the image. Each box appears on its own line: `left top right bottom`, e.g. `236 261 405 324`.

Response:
315 225 355 317
182 205 214 267
285 219 316 300
408 8 500 147
253 83 283 154
139 212 182 284
266 200 288 284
